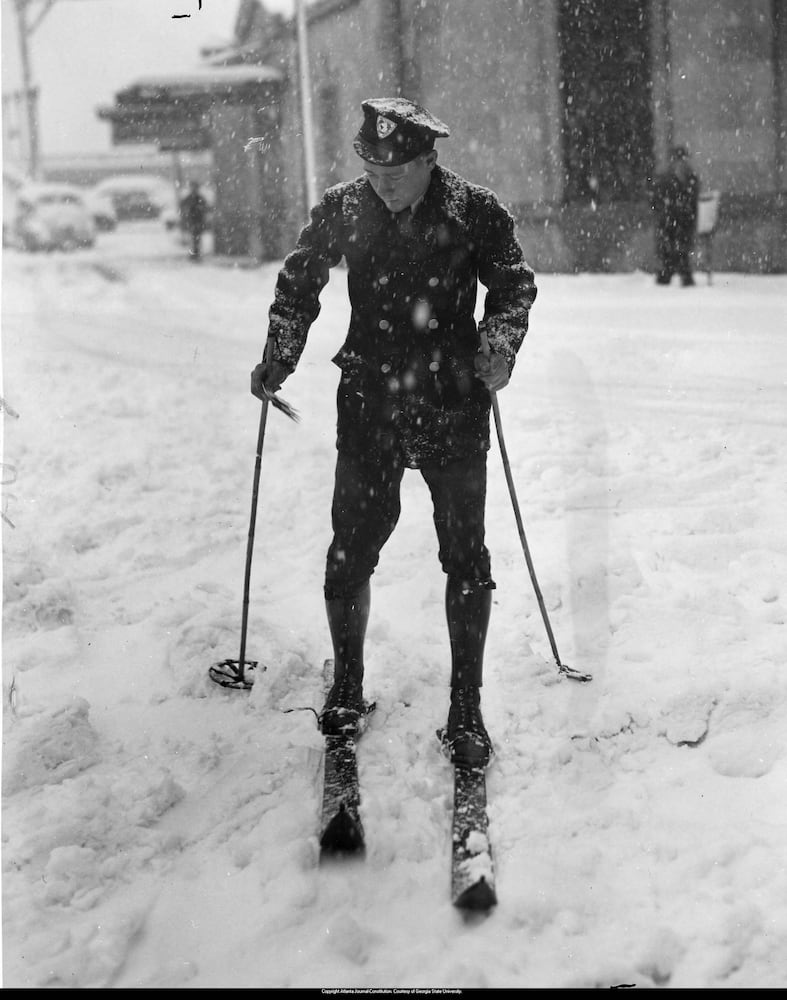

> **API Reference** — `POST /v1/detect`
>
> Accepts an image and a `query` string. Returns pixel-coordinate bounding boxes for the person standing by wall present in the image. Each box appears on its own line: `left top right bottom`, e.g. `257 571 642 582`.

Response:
651 146 700 286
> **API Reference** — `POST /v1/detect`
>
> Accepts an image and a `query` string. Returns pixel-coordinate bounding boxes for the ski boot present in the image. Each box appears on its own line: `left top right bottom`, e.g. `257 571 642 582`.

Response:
444 685 494 768
320 584 370 737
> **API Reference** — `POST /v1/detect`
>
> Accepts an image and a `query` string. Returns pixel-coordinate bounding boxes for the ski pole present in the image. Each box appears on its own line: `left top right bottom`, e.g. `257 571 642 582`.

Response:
478 332 591 682
209 336 297 690
236 382 271 683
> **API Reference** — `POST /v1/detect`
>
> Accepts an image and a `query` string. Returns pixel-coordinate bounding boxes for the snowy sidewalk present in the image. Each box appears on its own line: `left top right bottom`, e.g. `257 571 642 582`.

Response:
2 231 786 988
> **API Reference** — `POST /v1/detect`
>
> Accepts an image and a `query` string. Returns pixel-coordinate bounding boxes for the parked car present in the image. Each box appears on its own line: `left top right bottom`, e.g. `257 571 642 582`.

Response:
3 164 29 246
93 174 172 220
161 198 182 233
10 183 96 251
84 187 118 231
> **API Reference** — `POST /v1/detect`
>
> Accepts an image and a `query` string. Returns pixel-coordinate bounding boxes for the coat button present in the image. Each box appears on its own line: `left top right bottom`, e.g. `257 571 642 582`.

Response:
429 361 440 372
381 363 392 373
428 319 439 329
379 319 390 330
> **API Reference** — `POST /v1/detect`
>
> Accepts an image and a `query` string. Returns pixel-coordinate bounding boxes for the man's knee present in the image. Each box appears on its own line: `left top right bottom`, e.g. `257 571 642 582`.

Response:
446 575 496 596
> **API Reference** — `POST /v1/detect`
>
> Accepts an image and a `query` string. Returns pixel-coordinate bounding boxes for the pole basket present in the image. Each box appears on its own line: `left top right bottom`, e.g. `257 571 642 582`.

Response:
558 662 593 683
209 658 265 690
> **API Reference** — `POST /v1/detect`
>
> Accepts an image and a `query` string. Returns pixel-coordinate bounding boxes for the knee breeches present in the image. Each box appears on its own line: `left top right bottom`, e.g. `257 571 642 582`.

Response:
324 451 494 600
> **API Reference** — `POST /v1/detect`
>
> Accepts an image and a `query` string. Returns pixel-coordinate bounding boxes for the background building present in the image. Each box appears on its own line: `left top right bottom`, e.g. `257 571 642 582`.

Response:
98 0 786 271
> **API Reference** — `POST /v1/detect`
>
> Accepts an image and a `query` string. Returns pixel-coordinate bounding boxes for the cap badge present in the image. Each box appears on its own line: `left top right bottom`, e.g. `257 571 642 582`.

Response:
376 115 397 139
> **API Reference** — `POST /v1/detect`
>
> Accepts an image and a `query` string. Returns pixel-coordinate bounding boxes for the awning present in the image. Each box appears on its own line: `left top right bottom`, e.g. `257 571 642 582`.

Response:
97 63 282 151
122 64 282 101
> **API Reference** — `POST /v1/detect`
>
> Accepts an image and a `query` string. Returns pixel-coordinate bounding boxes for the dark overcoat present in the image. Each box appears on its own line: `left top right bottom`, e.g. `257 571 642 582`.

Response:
180 191 208 235
652 169 699 240
268 164 537 467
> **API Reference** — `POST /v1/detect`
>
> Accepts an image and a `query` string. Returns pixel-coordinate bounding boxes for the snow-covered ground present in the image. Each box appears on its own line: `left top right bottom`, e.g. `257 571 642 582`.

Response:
2 221 786 989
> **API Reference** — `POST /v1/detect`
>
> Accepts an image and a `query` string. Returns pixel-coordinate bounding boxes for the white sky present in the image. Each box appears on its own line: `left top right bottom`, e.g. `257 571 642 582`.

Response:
2 0 294 158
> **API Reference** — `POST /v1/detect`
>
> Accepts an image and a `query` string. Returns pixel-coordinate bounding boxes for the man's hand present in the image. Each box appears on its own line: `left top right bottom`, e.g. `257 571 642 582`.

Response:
251 359 291 400
474 351 510 392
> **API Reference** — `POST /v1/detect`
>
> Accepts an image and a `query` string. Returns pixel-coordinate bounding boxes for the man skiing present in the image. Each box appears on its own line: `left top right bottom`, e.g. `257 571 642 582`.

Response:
251 97 536 768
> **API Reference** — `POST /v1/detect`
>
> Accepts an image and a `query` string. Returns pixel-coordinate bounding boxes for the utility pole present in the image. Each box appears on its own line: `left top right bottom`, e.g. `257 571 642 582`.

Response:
11 0 48 177
9 0 99 179
295 0 317 210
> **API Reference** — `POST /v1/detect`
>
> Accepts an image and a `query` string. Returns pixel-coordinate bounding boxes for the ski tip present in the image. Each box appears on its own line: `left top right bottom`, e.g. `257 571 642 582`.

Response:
454 876 497 912
320 806 365 857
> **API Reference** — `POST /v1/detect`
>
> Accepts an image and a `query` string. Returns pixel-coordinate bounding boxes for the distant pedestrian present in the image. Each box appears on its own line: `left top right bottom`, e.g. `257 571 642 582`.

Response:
651 146 700 286
180 181 208 260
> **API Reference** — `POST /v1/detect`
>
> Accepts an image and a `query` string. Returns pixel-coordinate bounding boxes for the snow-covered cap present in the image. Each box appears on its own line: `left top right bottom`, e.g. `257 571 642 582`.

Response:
353 98 450 166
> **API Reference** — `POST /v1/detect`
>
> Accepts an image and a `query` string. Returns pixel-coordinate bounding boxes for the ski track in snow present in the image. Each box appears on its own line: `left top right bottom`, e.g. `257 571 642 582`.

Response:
2 224 787 988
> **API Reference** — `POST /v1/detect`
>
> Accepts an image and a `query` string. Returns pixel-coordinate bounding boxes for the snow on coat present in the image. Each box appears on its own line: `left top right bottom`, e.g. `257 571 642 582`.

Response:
266 165 536 466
